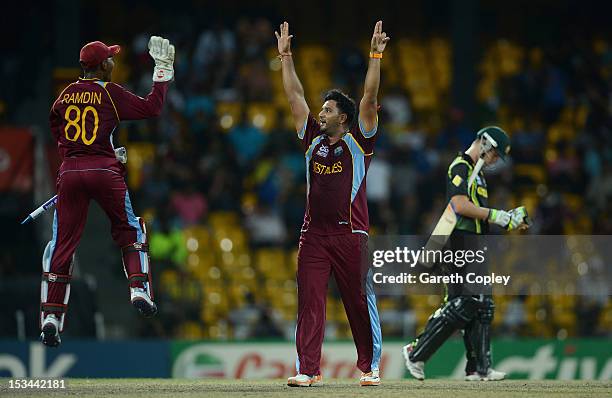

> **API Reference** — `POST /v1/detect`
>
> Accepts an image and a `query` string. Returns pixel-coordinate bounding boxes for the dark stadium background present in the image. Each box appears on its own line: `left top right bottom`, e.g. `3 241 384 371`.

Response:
0 0 610 381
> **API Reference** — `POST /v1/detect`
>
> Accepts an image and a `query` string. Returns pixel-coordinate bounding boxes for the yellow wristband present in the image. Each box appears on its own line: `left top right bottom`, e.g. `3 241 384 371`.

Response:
369 52 383 59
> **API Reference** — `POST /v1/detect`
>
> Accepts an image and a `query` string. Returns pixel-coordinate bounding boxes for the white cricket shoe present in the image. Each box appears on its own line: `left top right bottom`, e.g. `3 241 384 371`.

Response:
130 287 158 317
402 343 425 380
40 314 61 347
465 368 506 381
287 374 322 387
482 368 506 381
360 369 380 386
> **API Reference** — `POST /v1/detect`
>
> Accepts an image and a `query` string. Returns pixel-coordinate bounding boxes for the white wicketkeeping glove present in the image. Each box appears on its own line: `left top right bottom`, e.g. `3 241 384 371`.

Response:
114 147 127 164
148 36 175 82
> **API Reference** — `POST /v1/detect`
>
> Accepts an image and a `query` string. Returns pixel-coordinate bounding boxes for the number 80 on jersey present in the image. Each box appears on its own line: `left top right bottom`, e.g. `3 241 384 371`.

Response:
64 105 99 145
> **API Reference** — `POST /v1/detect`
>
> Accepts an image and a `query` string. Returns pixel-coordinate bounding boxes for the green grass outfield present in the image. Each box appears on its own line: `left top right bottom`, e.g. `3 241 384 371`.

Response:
1 379 610 397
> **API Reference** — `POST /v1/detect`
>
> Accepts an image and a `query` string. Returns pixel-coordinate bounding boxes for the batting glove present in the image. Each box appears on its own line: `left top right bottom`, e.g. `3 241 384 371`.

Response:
488 208 511 228
148 36 175 82
506 206 530 231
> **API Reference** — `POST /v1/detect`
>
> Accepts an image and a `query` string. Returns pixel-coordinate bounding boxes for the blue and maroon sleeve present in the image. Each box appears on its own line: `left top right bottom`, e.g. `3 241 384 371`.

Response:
350 115 379 155
104 82 169 121
297 114 322 151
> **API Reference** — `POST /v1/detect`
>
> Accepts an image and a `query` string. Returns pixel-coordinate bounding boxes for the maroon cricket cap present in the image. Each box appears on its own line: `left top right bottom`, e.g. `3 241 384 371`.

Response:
79 41 121 68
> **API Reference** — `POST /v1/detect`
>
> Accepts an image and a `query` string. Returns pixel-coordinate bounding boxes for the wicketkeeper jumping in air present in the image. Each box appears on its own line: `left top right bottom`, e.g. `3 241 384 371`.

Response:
40 36 175 347
403 127 530 381
276 21 389 386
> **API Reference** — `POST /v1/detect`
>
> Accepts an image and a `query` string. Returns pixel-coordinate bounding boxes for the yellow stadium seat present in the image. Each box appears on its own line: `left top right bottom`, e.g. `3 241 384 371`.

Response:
574 105 589 128
247 103 277 132
514 164 546 185
159 269 182 300
326 297 343 322
209 211 239 228
255 248 286 274
178 321 204 339
266 46 280 61
228 284 252 308
200 306 217 325
212 225 248 252
187 251 217 279
518 193 539 218
430 38 451 60
206 325 226 339
599 301 612 331
216 102 242 131
227 266 257 291
281 289 297 309
411 89 438 111
279 306 296 321
125 143 155 190
198 266 223 285
183 225 211 252
562 194 582 212
548 123 575 144
160 268 179 285
377 298 397 312
495 40 524 76
298 45 330 68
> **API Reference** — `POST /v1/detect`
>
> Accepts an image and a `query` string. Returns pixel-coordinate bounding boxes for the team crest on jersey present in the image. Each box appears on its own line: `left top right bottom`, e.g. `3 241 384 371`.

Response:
334 147 343 157
475 175 485 186
316 145 329 158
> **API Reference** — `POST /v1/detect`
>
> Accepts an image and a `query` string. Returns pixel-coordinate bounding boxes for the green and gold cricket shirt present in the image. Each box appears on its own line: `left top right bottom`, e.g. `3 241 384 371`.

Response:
446 152 489 234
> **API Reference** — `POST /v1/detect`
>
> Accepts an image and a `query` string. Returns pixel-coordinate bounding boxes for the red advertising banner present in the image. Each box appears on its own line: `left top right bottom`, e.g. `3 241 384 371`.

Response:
0 128 33 192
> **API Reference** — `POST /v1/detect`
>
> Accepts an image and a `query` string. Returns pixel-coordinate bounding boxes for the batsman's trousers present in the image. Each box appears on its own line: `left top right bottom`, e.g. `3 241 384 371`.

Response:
295 231 382 376
40 156 152 331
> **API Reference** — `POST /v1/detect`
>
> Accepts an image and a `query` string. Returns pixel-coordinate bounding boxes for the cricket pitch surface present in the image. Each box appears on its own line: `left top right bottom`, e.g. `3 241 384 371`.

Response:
1 378 610 397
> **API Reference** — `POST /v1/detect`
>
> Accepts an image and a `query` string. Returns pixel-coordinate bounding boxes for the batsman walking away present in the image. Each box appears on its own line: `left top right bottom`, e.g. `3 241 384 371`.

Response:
39 35 175 347
403 126 531 381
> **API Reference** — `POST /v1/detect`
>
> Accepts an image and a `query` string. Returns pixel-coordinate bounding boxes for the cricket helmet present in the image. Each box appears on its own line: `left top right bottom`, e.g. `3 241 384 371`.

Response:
476 126 511 160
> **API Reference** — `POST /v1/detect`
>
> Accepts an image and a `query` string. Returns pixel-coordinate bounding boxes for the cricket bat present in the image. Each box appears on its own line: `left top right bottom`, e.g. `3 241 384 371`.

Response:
20 147 128 225
21 195 58 225
421 157 485 267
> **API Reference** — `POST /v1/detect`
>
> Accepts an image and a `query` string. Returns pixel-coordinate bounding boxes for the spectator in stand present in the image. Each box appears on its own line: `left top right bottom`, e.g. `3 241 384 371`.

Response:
381 87 412 128
228 293 285 339
512 118 545 164
238 59 273 101
170 181 208 226
366 154 392 229
437 108 474 152
500 295 527 336
149 208 188 268
193 20 236 90
244 202 287 247
547 140 583 193
228 109 268 167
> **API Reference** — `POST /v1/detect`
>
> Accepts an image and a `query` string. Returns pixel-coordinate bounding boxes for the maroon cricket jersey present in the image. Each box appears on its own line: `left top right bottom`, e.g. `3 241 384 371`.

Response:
50 78 169 162
299 114 378 235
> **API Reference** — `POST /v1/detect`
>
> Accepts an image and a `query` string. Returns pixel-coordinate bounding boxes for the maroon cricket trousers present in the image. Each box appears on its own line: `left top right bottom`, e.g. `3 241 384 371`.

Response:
41 156 151 330
295 231 382 376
